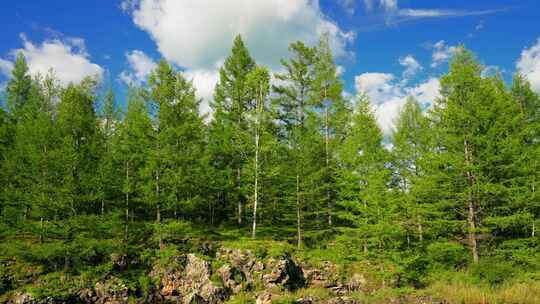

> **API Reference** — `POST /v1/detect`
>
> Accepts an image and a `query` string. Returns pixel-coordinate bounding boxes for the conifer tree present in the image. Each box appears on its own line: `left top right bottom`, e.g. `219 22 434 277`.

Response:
336 95 390 253
6 53 32 123
211 35 256 225
97 87 121 217
392 96 430 244
114 87 153 239
311 35 348 227
429 48 523 263
274 41 318 248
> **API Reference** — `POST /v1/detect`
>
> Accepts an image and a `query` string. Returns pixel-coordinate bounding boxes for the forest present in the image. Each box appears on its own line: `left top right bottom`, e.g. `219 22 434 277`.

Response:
0 35 539 304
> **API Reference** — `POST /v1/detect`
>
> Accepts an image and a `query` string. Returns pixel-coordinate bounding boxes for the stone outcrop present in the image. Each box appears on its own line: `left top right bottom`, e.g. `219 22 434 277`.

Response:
6 246 436 304
150 254 228 304
262 255 305 291
303 261 340 289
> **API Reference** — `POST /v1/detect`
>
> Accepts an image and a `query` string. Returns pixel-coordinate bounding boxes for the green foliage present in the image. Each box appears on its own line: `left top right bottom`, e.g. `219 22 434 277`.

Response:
0 37 538 301
426 242 469 269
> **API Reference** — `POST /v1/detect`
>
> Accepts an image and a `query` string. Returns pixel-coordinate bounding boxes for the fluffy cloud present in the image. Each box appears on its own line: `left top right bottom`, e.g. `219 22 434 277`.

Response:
517 38 540 93
0 59 13 77
125 0 354 70
8 34 103 85
119 50 157 85
399 55 422 80
183 69 220 116
430 40 458 68
355 72 440 134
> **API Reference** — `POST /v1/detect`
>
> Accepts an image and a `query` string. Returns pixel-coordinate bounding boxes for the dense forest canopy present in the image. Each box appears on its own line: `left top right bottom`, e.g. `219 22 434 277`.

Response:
0 34 539 302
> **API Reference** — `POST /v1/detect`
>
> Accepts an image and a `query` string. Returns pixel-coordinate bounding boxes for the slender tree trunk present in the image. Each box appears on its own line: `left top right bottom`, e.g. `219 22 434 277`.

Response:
252 130 259 239
156 169 163 249
237 168 242 225
296 174 302 249
464 139 479 264
325 106 332 227
417 215 424 242
252 87 261 239
124 161 130 240
39 217 44 243
101 199 105 218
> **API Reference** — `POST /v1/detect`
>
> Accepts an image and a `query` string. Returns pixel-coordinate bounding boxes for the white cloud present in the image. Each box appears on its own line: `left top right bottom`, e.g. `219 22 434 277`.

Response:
399 54 422 80
9 34 103 85
361 1 507 25
481 65 502 78
430 40 458 68
119 50 157 85
362 0 374 11
336 65 345 77
183 69 220 116
380 0 398 11
355 72 439 134
125 0 354 70
338 0 356 15
517 38 540 93
0 59 13 77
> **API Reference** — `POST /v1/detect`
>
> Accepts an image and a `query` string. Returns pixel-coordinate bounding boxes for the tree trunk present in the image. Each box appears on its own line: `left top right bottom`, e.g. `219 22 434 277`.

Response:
296 174 302 249
325 106 332 227
464 139 479 264
237 168 242 225
156 169 163 249
124 161 129 241
39 217 44 243
252 87 261 239
252 131 259 239
417 216 424 242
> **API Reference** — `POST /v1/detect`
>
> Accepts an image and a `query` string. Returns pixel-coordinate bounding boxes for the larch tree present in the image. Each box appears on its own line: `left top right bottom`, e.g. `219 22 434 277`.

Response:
311 34 348 227
430 48 523 263
114 86 153 240
391 96 430 245
273 41 318 248
211 35 256 226
336 95 390 253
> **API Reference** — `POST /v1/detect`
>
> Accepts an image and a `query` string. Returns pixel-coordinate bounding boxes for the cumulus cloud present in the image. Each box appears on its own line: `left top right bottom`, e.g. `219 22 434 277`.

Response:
183 69 220 116
430 40 458 68
0 59 13 77
124 0 354 70
119 50 157 85
399 54 422 80
6 34 103 85
355 72 440 134
517 38 540 93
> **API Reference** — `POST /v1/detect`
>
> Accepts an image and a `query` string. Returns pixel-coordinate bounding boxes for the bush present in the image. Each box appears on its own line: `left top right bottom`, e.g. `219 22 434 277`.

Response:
471 257 515 285
426 241 468 269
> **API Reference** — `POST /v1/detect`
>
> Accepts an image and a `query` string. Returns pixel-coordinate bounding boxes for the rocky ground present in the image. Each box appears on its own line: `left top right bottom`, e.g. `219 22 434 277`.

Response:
4 247 444 304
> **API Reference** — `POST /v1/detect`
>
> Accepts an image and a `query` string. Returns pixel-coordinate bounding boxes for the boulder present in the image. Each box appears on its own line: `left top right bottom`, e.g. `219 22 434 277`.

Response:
151 254 229 304
216 248 263 284
303 261 339 289
217 264 245 294
6 292 33 304
92 277 129 304
263 255 305 291
347 273 367 292
110 253 128 271
255 291 273 304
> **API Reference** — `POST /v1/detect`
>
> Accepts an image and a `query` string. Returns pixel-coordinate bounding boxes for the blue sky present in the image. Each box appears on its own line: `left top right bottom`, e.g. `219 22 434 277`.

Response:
1 0 539 133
